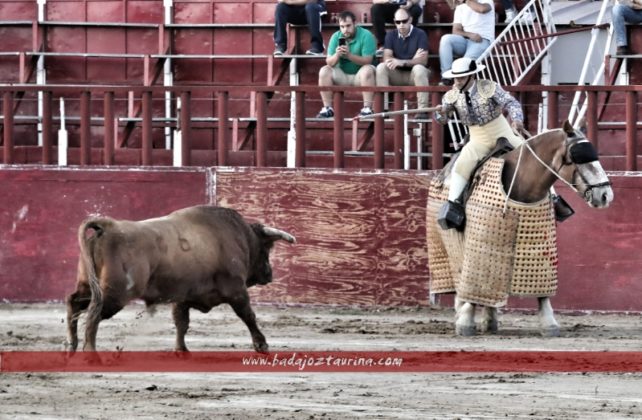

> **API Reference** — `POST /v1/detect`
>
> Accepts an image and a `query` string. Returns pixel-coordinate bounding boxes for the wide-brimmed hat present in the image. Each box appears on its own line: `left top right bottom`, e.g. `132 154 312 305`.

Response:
442 57 486 78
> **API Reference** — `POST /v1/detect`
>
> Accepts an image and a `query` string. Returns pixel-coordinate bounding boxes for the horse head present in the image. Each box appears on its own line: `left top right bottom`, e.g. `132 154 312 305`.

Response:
558 120 614 208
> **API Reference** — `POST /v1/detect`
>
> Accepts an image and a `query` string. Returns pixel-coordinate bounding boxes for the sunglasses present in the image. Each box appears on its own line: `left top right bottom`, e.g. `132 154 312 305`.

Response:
394 18 409 24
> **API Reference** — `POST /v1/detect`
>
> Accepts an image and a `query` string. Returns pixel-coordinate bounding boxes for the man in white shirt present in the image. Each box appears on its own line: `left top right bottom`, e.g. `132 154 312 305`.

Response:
438 0 494 85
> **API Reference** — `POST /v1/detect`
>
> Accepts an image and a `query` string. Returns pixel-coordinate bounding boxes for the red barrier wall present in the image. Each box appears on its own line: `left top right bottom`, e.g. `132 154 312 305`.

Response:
0 166 640 312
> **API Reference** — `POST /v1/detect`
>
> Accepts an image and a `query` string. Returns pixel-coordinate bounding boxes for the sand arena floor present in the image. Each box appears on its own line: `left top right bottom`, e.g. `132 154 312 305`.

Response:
1 303 642 419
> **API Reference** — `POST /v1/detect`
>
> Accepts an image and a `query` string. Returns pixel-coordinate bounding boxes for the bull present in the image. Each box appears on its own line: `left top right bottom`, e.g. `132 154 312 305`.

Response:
66 205 295 353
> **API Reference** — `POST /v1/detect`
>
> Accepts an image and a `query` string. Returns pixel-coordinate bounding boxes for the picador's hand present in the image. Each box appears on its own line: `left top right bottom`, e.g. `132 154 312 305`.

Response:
511 120 524 135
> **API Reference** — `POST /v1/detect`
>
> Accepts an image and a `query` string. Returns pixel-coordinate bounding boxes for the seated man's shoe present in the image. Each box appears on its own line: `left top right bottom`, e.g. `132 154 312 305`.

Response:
552 194 574 222
316 106 334 118
437 200 466 230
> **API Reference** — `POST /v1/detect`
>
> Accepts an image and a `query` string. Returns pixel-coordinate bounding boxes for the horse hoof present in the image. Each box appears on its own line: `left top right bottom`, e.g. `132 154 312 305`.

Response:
455 325 477 336
540 326 560 337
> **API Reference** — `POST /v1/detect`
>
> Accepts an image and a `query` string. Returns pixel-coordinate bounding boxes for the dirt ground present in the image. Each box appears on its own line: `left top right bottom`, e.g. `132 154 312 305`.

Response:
1 302 642 419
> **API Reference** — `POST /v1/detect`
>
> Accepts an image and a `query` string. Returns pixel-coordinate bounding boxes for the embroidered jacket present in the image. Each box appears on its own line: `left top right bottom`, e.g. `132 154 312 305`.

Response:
434 79 524 126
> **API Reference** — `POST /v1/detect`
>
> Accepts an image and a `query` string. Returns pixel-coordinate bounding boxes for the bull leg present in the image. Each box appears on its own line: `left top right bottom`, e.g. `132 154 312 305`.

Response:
455 302 477 336
83 296 124 351
538 297 560 337
66 289 91 352
228 291 268 354
172 303 190 352
479 306 499 334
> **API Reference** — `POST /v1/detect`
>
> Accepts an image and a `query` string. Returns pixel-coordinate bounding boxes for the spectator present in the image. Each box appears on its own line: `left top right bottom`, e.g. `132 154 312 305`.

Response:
273 0 327 56
502 0 534 24
371 0 424 52
612 0 642 55
316 11 377 118
375 8 430 119
438 0 494 85
502 0 517 23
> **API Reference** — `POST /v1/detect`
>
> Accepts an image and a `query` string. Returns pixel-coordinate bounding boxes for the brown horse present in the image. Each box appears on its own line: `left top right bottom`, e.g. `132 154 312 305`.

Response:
428 121 614 336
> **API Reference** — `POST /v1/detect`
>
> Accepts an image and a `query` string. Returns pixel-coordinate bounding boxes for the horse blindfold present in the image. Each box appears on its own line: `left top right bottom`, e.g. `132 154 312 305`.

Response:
570 141 598 164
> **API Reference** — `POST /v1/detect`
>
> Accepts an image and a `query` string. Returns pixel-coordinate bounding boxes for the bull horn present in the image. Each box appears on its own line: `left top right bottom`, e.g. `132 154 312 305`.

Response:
262 226 296 243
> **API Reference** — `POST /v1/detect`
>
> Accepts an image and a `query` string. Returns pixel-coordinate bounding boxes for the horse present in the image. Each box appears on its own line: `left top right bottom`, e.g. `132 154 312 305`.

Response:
427 120 614 336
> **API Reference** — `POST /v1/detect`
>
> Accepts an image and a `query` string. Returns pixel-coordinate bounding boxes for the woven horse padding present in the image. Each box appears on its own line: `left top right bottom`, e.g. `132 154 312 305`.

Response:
427 158 558 307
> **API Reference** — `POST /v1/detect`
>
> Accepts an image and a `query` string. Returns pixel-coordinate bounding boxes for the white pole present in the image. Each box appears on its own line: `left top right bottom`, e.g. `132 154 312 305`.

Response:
173 96 182 166
173 130 182 166
164 0 173 150
37 0 47 147
403 100 410 170
287 59 298 168
58 98 68 166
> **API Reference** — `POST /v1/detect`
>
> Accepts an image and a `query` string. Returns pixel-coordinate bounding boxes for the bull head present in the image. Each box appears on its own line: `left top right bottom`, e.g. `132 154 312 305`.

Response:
248 224 296 287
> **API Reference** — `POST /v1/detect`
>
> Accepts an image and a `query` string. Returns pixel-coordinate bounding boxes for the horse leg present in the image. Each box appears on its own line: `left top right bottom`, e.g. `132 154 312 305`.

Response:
454 295 465 322
455 302 477 336
538 297 560 337
479 306 499 334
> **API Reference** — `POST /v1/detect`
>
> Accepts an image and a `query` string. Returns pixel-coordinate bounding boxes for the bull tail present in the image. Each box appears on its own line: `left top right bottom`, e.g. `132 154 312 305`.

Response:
78 219 105 347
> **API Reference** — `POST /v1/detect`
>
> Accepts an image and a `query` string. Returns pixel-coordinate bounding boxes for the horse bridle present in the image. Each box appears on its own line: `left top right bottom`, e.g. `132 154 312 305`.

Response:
518 129 611 199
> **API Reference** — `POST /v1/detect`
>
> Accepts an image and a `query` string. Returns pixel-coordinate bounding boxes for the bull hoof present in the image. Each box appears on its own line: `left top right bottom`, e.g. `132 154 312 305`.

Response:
455 324 477 336
540 326 560 337
480 320 498 334
254 341 269 354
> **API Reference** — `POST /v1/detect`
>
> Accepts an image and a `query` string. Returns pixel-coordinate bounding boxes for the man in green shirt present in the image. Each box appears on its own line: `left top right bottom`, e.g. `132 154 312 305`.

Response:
316 11 377 118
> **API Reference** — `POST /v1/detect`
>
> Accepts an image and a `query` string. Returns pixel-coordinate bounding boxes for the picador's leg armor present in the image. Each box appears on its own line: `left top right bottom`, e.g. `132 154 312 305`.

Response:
438 173 468 230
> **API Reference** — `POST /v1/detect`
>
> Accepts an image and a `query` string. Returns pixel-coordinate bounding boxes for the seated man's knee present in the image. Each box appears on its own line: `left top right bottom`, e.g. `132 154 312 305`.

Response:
319 65 334 84
375 63 389 77
358 66 376 84
440 34 455 48
411 65 429 80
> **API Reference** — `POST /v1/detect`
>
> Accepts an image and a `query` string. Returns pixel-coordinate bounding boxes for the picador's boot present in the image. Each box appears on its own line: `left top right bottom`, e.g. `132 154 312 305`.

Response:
552 194 574 222
437 200 466 231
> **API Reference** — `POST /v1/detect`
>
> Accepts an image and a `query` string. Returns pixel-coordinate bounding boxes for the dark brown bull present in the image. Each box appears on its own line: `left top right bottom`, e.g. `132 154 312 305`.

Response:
66 205 295 353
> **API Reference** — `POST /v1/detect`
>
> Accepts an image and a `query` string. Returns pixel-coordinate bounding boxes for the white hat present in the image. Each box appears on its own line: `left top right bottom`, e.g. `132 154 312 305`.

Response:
442 57 486 78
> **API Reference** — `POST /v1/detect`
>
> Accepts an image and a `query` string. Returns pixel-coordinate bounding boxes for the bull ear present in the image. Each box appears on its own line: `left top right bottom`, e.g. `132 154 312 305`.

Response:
261 226 296 244
562 119 575 135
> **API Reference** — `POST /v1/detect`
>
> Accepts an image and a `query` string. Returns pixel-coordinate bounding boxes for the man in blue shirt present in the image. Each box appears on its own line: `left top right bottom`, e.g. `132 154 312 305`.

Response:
375 8 430 118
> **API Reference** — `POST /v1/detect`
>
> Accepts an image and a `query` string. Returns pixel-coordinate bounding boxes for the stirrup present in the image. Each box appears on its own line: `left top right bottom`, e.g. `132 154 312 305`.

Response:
552 194 574 222
437 200 466 231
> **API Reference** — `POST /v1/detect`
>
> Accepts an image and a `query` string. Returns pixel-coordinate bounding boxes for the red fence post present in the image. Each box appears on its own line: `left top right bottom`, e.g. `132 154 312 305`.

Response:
180 91 191 166
80 91 91 165
3 92 14 163
42 91 53 164
431 91 443 170
547 90 558 130
374 91 385 169
295 91 306 168
333 91 345 169
626 90 637 171
141 90 152 165
103 91 114 165
256 91 267 167
393 92 404 169
217 90 228 166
